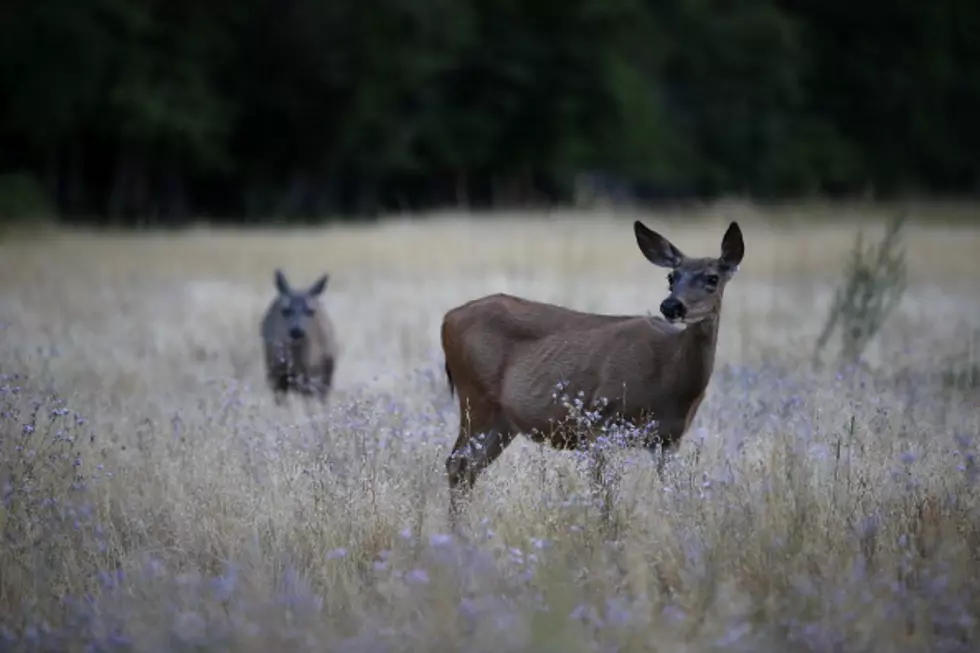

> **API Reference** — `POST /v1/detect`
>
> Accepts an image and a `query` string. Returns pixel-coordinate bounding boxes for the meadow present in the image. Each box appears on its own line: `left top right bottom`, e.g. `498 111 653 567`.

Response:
1 202 979 652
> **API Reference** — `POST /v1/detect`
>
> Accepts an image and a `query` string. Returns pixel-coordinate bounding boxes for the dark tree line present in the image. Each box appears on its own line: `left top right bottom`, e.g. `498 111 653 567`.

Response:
1 0 978 224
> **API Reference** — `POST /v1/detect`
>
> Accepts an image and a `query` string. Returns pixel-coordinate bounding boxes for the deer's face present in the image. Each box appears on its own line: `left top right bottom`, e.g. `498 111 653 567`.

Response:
633 221 745 325
272 269 330 341
279 293 317 341
660 258 732 323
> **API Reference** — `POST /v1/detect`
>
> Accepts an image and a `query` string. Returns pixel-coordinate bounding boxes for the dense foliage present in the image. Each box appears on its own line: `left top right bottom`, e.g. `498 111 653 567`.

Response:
1 0 978 222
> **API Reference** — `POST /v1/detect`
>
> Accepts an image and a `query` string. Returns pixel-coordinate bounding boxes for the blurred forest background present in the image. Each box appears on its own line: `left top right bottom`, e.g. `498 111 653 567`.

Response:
1 0 978 224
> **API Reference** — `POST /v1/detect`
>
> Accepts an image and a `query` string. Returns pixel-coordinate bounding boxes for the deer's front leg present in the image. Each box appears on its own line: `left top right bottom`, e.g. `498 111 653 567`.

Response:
647 417 687 477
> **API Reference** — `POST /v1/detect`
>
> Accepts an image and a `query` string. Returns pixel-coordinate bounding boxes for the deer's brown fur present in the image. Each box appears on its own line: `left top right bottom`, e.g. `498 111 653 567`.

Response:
441 220 745 522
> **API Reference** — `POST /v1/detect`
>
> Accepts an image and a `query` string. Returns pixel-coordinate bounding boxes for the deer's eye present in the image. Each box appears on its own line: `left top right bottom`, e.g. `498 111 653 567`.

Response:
705 274 720 287
282 307 294 317
303 306 315 316
667 272 677 286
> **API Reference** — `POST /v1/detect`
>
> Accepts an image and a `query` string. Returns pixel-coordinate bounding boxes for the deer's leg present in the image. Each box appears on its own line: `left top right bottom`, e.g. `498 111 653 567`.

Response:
446 407 515 527
588 443 613 525
654 445 675 477
319 358 335 405
300 391 319 422
589 446 606 489
446 397 484 518
269 374 289 407
649 418 686 478
311 380 330 410
587 403 627 523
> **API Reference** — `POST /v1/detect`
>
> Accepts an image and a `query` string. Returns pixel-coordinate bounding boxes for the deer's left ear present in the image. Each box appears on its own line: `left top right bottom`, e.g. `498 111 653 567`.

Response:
308 274 329 297
719 221 744 275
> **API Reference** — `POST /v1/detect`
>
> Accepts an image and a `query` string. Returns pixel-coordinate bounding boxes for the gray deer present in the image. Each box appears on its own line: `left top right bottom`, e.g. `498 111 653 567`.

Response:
440 220 745 524
260 269 338 406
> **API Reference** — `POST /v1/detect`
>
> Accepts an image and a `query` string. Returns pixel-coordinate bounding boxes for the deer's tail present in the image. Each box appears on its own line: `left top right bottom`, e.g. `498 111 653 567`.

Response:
444 361 455 398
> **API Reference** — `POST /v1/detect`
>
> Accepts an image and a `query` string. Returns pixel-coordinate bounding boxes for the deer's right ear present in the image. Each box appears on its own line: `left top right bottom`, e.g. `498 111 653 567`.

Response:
634 221 684 268
274 269 290 295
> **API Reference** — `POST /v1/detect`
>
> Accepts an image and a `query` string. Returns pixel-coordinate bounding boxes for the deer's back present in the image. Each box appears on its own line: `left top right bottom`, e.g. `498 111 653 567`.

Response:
443 293 642 405
446 293 635 337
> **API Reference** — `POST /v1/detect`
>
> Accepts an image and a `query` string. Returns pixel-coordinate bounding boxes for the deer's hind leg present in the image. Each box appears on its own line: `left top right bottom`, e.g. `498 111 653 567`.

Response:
587 401 630 524
446 396 516 528
588 444 614 525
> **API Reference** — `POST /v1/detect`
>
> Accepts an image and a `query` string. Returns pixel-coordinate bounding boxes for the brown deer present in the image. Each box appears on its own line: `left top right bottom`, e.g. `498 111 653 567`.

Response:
440 220 745 523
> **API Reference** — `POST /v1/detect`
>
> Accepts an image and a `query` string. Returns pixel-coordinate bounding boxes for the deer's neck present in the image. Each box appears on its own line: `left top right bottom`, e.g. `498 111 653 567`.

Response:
673 313 720 394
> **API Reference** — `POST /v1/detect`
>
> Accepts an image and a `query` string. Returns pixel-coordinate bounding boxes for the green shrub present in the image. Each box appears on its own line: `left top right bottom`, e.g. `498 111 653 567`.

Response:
813 212 909 368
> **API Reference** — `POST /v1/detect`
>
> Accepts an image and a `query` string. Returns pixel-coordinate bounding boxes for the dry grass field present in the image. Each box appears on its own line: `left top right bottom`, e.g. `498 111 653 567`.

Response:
1 202 979 652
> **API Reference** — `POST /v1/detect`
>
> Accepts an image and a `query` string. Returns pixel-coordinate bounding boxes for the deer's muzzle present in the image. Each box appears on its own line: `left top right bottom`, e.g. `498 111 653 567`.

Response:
660 296 686 321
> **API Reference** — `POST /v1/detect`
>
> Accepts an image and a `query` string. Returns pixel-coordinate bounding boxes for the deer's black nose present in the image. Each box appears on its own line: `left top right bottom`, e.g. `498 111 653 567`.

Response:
289 327 304 340
660 297 686 321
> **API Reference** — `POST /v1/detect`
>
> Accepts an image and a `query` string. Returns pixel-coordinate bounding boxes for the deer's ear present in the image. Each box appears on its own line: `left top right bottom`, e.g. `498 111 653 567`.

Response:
634 221 684 269
274 269 291 295
719 221 744 273
308 274 329 297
